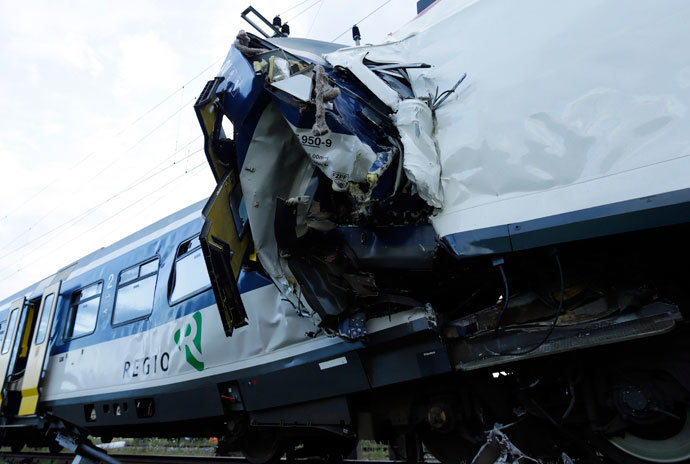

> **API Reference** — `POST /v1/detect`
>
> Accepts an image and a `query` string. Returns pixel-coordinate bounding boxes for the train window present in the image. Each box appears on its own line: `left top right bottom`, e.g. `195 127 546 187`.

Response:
65 282 102 340
34 293 55 345
1 309 18 354
140 259 159 276
169 236 211 305
113 257 159 325
120 267 138 285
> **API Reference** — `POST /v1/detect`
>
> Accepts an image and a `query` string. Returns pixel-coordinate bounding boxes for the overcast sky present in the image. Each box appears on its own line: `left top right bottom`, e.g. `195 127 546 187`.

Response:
0 0 417 299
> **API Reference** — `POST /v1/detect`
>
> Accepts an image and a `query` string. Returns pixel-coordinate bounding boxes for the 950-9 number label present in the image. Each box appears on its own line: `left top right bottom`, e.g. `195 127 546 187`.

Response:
301 135 332 148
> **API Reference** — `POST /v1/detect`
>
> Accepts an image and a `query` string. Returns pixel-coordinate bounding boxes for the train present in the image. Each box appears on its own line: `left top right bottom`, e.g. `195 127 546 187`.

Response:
2 0 690 463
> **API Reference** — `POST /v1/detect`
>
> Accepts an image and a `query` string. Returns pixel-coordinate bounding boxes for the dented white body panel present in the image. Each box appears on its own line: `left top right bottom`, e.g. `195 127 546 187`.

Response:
324 0 690 238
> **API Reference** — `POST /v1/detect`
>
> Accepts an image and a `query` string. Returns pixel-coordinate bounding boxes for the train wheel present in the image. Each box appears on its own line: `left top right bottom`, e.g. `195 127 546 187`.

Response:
592 407 690 464
240 429 284 464
588 369 690 464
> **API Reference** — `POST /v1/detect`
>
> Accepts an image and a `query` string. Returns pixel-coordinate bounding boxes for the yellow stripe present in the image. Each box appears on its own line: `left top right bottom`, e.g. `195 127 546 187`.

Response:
18 388 38 416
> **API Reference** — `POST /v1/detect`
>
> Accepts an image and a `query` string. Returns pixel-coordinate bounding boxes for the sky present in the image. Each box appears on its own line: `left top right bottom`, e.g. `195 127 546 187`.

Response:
0 0 417 299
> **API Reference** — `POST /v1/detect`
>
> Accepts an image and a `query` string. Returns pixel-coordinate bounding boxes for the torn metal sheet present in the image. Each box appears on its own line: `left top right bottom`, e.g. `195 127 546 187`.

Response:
270 73 312 101
195 0 690 342
324 50 402 109
395 98 443 207
471 424 538 464
287 121 384 193
240 103 315 296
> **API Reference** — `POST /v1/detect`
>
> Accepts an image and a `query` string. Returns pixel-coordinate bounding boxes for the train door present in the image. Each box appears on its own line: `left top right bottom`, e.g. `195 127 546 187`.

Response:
195 77 252 336
18 281 61 415
200 171 251 336
0 297 25 410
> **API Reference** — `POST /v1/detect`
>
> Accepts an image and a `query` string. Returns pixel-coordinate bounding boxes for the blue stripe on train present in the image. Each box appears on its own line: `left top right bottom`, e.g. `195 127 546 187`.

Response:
46 211 271 356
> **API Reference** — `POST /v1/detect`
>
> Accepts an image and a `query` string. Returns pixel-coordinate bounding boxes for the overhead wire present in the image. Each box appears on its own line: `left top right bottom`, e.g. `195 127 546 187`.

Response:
0 162 207 281
280 0 313 15
286 0 324 23
128 162 209 230
0 58 220 222
307 0 326 36
100 160 210 249
85 96 197 183
121 59 219 132
331 0 394 42
0 139 203 260
70 161 206 246
0 97 197 254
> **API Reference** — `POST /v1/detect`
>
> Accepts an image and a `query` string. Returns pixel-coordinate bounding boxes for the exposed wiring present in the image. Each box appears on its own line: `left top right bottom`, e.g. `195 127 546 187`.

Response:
493 263 510 335
561 377 577 421
431 73 467 110
331 0 394 42
494 253 565 356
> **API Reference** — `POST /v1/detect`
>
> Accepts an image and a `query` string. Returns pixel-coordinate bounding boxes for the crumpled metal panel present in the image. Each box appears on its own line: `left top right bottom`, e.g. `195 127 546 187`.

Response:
217 47 267 130
239 103 315 295
395 99 442 207
324 0 690 239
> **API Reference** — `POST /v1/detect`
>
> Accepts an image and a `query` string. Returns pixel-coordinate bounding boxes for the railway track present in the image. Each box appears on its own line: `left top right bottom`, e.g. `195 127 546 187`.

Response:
0 453 407 464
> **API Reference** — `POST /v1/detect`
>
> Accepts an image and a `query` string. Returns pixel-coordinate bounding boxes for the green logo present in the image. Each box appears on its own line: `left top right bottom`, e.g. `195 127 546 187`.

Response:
174 311 204 371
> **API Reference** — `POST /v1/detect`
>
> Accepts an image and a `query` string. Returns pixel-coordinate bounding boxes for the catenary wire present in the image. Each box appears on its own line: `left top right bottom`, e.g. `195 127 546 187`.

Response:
307 0 326 36
0 162 207 281
0 59 219 222
331 0 394 42
0 134 200 255
100 164 209 246
280 0 313 15
121 59 219 132
0 97 197 254
287 0 323 22
0 142 203 261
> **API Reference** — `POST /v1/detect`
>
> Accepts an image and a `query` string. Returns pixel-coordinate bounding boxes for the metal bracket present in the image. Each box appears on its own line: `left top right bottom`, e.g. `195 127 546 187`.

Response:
241 6 286 38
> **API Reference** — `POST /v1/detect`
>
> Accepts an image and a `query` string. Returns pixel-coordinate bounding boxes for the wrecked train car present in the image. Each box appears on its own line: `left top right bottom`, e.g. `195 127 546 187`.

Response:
193 0 690 462
0 1 688 463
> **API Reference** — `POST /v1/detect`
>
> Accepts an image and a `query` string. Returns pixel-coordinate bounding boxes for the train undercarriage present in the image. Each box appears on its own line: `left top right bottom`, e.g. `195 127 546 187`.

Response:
212 225 690 464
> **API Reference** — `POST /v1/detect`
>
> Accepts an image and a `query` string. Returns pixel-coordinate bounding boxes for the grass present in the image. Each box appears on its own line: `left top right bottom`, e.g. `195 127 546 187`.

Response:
2 438 395 460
